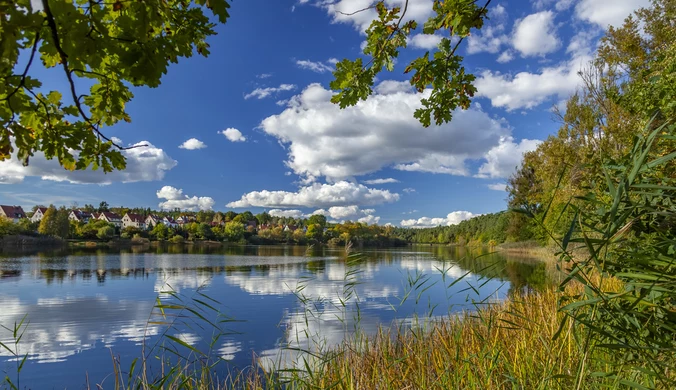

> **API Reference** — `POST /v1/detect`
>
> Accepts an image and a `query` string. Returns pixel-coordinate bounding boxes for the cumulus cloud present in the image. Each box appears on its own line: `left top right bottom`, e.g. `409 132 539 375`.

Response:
401 211 479 228
363 178 399 184
226 181 399 209
324 0 433 33
268 209 307 218
575 0 648 28
296 59 334 73
475 50 592 110
467 25 508 54
157 186 215 211
219 128 246 142
0 141 176 185
488 183 507 191
512 11 561 57
268 205 380 223
179 138 207 150
260 82 509 181
496 50 515 63
407 34 443 49
358 214 380 224
476 138 541 179
245 84 296 100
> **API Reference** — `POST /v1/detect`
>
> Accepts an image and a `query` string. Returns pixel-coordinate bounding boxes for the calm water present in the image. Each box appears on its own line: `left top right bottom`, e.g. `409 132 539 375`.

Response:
0 244 551 389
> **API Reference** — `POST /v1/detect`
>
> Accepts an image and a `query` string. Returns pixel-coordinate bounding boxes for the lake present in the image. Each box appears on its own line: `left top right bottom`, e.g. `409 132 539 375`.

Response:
0 244 552 389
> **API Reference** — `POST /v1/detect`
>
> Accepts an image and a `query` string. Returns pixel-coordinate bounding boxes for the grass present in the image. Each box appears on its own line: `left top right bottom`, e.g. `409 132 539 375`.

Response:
231 276 661 390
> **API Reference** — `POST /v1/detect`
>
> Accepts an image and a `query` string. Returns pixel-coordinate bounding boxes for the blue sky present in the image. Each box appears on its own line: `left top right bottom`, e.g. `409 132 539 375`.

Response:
0 0 648 227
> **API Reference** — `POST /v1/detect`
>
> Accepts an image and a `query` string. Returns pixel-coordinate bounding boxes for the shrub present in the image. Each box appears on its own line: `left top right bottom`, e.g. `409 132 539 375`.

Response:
97 226 115 240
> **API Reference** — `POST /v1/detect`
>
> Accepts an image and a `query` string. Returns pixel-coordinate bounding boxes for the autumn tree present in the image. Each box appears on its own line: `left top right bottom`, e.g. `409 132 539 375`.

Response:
38 205 69 238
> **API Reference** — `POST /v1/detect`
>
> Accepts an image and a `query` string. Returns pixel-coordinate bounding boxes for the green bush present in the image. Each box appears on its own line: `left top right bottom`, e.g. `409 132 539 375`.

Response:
97 226 115 240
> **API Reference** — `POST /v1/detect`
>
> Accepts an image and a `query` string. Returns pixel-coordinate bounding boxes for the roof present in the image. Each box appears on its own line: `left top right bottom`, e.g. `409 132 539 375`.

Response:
125 213 144 223
0 205 26 219
36 207 48 214
163 216 177 223
100 212 121 220
91 212 101 219
71 210 92 218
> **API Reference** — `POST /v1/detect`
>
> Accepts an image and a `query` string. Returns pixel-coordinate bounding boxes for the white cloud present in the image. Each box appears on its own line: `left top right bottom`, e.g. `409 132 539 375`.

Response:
475 51 592 110
373 80 413 95
575 0 648 28
226 181 399 209
358 214 380 224
402 188 416 193
245 84 296 100
157 186 215 211
260 82 509 181
312 205 380 223
257 73 272 79
219 128 246 142
401 211 479 228
296 60 334 73
496 50 514 63
476 138 541 179
0 141 176 185
268 209 307 218
363 178 399 184
325 0 434 33
178 138 207 150
488 183 507 191
467 25 508 54
407 34 443 49
512 11 561 57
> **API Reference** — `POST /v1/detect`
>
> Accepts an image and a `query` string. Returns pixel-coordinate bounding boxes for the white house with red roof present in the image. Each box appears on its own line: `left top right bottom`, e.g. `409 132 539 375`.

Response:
30 207 49 223
122 213 146 229
0 205 26 223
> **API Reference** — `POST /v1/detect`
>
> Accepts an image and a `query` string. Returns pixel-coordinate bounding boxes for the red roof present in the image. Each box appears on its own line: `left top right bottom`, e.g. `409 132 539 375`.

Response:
36 207 48 214
0 205 26 219
100 212 121 221
126 213 144 223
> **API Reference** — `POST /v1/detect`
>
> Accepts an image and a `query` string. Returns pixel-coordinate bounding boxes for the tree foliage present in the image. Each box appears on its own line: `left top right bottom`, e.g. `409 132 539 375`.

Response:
330 0 490 127
37 205 69 237
1 0 230 171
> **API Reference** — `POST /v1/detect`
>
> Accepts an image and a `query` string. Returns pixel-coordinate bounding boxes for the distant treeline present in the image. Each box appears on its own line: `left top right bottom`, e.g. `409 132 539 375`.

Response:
389 212 510 245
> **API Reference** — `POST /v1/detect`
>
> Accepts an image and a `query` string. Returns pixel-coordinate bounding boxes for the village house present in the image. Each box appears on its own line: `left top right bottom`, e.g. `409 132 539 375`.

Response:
30 207 48 223
68 210 92 223
145 215 161 229
98 212 122 227
162 216 178 228
122 213 145 229
0 205 26 223
283 224 297 232
176 215 195 225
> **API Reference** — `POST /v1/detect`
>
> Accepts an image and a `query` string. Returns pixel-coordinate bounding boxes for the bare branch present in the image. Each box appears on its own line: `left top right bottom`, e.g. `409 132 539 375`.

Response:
336 3 378 16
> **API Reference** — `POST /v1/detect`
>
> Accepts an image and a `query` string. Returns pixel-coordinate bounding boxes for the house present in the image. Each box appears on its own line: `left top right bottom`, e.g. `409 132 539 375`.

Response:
162 216 178 228
176 215 195 225
30 207 48 223
145 215 161 229
246 220 258 229
69 210 92 223
283 225 297 232
122 213 145 229
91 212 101 220
98 212 122 227
0 205 26 223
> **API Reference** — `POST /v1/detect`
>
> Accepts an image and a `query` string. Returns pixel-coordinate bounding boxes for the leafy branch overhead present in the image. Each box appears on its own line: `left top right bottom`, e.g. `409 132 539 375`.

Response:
330 0 491 127
0 0 230 172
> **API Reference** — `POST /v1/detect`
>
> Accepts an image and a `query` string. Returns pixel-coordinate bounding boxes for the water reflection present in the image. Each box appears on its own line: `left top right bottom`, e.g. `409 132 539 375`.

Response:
0 245 554 389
